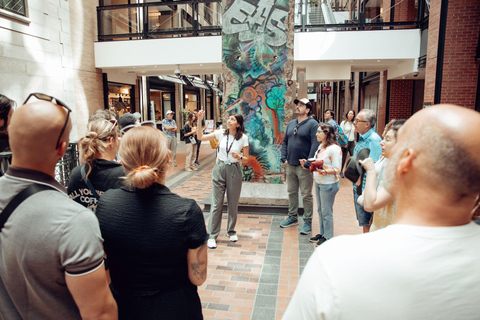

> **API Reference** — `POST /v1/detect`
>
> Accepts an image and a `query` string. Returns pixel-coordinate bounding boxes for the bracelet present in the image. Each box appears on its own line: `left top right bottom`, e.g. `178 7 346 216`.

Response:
240 156 243 160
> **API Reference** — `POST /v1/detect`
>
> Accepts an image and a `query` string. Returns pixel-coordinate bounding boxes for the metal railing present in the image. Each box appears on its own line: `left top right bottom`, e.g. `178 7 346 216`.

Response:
97 0 222 41
0 142 79 187
97 0 429 41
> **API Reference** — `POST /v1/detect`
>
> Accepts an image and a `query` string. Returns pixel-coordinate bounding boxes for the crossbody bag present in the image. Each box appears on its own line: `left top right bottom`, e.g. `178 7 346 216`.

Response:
0 184 56 231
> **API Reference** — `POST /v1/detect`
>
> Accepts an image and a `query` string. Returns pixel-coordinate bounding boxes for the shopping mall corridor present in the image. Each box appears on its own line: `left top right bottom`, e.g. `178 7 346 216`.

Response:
166 142 361 320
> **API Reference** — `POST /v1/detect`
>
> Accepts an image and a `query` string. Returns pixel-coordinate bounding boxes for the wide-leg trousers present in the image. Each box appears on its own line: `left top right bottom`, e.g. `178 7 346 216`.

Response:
208 161 242 239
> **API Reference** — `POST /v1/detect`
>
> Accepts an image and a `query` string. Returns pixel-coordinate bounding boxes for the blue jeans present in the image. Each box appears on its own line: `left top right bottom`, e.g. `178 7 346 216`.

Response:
353 185 373 226
314 182 339 239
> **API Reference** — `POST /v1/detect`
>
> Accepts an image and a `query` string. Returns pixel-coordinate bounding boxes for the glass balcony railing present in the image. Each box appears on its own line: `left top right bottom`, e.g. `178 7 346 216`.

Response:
97 0 429 41
97 0 222 41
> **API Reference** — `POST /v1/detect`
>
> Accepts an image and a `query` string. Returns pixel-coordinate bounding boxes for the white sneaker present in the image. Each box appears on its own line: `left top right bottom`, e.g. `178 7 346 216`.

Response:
229 234 238 242
207 239 217 249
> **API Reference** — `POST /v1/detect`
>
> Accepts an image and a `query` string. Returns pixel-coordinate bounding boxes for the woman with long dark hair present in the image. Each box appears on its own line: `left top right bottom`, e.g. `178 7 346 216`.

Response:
308 122 342 246
96 126 208 319
340 110 356 177
196 109 249 249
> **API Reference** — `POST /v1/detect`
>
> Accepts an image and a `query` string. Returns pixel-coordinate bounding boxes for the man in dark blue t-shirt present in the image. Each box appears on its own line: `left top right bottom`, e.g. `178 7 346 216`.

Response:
280 98 319 235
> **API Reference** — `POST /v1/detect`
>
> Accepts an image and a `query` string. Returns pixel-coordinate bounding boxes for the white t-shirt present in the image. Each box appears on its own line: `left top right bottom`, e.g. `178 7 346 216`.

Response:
312 144 342 184
282 222 480 320
340 120 355 141
214 130 249 163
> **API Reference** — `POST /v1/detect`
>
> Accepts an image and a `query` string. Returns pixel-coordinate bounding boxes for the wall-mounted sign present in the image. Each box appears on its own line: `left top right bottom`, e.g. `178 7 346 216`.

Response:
322 86 331 94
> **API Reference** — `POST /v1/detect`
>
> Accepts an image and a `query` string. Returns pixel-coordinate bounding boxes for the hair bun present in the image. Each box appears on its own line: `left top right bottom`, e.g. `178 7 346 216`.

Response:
130 165 159 189
85 131 99 139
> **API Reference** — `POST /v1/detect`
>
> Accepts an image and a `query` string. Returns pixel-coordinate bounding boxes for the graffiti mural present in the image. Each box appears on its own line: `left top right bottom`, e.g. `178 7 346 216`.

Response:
222 0 294 183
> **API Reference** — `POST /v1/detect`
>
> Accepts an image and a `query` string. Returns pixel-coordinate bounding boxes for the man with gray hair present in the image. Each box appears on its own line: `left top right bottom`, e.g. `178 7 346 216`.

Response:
351 108 382 233
283 104 480 319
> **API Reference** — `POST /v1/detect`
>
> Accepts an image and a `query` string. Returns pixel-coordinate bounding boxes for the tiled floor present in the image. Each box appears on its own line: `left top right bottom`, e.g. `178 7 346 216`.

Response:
166 140 361 320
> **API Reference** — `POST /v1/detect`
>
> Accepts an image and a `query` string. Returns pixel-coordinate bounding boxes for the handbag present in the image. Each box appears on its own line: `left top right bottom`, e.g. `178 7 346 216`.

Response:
0 183 56 231
209 138 219 149
189 136 197 145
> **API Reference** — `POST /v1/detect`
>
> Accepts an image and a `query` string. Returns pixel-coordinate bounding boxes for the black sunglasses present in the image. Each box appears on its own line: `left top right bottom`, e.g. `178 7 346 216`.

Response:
23 93 71 149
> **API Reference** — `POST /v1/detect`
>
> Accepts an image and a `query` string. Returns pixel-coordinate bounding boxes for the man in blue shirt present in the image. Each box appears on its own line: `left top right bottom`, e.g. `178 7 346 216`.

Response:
280 98 319 235
353 109 382 233
324 109 338 135
162 110 178 167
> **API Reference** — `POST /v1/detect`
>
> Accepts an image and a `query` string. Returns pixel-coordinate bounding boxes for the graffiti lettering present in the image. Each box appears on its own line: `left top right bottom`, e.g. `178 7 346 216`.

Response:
224 0 288 47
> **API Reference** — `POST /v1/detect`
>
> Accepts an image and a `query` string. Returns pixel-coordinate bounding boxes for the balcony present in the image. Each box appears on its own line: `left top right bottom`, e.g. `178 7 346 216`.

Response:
95 0 428 81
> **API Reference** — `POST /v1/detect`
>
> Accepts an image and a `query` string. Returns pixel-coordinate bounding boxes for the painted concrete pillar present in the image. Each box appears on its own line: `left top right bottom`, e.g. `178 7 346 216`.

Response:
222 0 295 183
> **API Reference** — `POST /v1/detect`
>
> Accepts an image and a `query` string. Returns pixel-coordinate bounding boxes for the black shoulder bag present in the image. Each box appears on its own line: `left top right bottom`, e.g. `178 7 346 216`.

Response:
0 184 56 231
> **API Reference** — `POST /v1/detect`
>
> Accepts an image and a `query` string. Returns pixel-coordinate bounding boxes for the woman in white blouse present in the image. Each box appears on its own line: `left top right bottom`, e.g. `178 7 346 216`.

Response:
308 123 342 246
340 110 356 177
196 109 249 249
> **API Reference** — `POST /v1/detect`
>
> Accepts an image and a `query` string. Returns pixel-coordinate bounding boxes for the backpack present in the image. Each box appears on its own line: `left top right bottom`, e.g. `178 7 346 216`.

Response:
337 125 348 146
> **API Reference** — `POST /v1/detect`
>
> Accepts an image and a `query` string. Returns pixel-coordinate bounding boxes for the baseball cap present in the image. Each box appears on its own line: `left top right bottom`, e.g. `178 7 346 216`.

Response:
293 98 312 109
119 112 141 128
166 110 174 115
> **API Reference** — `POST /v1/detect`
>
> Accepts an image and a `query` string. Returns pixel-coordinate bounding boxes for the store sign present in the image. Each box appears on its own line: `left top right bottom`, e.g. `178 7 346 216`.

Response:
322 86 331 94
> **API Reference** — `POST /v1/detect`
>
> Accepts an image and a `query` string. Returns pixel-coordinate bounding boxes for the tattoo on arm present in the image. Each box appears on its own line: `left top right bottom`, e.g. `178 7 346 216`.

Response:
191 244 207 281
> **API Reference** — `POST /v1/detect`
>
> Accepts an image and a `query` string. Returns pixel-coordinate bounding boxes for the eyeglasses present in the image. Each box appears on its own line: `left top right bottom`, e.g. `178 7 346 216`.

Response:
120 120 157 134
353 118 368 123
316 130 328 134
140 120 156 128
23 93 71 149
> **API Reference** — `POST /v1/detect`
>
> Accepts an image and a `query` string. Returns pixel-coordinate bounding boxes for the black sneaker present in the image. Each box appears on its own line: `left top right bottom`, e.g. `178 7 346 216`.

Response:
316 237 328 246
309 234 324 243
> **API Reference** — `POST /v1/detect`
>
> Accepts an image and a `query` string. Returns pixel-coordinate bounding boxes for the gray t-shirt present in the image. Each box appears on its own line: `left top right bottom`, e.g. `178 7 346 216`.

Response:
0 167 105 320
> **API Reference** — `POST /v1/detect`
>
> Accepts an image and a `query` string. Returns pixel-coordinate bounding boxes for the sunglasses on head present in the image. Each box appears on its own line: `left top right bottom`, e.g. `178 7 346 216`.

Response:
120 120 156 134
23 93 71 149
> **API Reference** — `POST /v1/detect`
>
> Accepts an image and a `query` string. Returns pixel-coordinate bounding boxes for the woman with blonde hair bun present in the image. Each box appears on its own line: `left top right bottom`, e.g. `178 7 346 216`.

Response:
68 118 124 211
96 126 208 320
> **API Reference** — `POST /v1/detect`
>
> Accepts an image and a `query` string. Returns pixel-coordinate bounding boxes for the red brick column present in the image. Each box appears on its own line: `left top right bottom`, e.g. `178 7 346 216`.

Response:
425 1 480 109
389 80 414 120
377 71 388 134
382 0 416 22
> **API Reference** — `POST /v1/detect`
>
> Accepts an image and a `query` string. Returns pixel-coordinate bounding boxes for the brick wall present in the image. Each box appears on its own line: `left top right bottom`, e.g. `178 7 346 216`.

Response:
389 80 414 120
425 1 480 109
0 0 80 138
440 1 480 109
383 0 416 22
69 0 106 137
